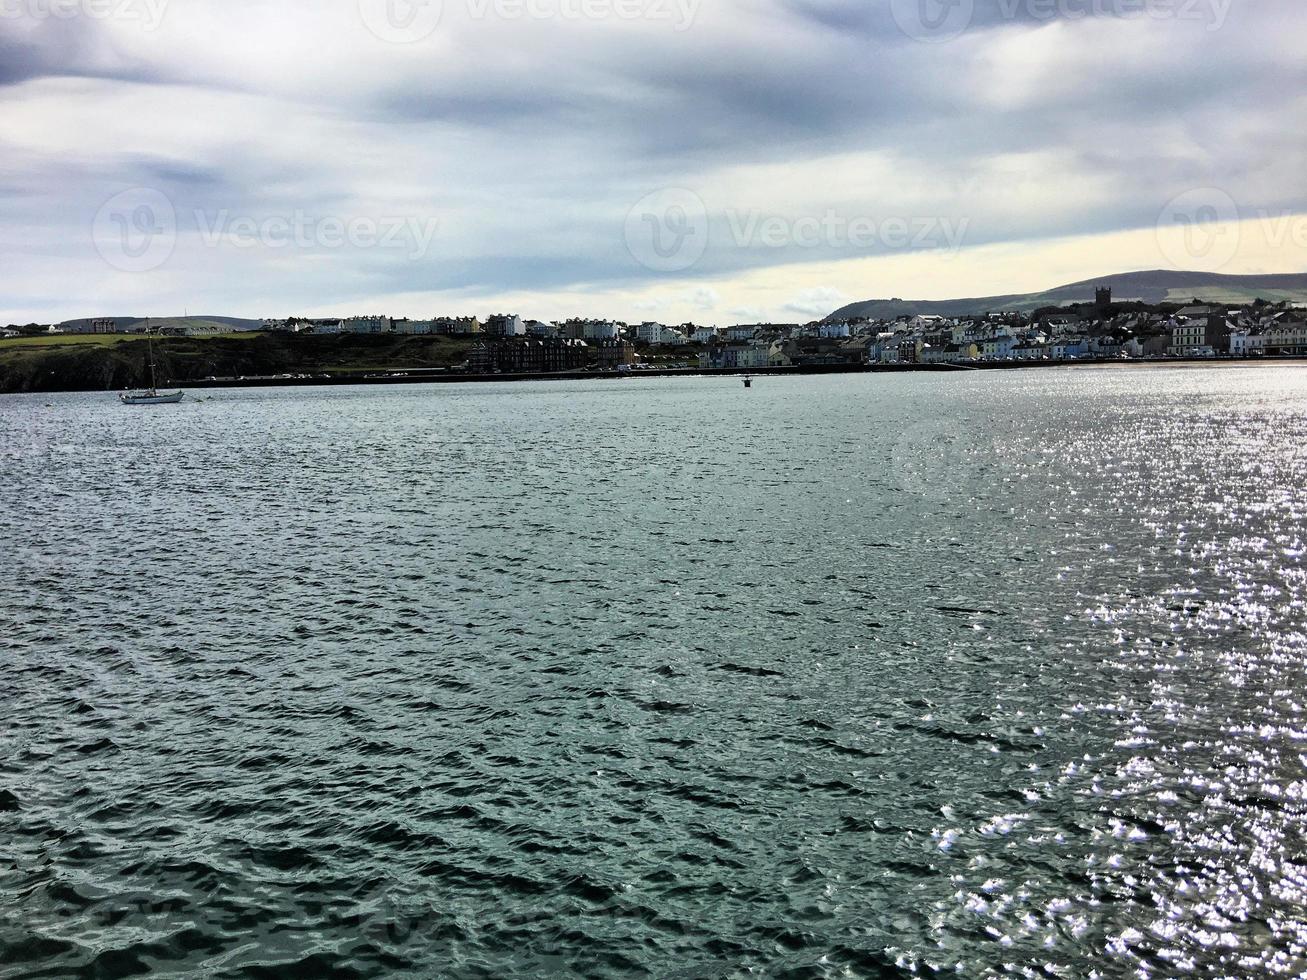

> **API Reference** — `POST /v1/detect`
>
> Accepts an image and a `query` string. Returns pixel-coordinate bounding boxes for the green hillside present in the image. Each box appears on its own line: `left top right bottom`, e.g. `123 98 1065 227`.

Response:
0 333 479 393
828 271 1307 320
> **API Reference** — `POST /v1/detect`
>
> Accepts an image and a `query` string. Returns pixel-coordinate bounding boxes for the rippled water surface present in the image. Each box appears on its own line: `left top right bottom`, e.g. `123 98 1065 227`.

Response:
4 367 1307 978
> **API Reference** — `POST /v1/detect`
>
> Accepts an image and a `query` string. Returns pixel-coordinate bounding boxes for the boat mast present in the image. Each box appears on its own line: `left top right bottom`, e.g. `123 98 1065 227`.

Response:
146 318 157 391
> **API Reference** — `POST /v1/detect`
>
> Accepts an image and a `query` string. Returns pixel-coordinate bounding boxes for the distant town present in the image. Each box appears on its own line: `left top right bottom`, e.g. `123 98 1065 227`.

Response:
5 288 1307 383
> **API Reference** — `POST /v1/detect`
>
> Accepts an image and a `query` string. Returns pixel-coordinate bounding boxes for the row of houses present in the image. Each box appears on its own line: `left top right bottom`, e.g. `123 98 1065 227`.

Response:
466 337 637 374
264 315 645 342
266 315 483 336
25 295 1301 366
686 303 1307 367
1225 319 1307 356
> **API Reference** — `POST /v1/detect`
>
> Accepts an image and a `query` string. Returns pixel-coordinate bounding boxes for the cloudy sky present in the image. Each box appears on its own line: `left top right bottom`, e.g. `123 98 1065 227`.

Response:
1 0 1304 325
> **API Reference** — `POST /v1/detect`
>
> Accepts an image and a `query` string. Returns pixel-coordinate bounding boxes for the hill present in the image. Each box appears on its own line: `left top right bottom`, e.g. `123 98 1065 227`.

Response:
0 333 478 393
827 271 1307 320
54 315 264 332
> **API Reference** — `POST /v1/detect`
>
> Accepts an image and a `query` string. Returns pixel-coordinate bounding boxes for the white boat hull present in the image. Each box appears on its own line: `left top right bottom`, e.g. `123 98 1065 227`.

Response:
120 390 185 405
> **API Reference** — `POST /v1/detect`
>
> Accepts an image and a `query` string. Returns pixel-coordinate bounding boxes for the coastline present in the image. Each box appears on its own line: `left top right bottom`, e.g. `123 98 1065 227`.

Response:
4 349 1305 397
165 355 1307 392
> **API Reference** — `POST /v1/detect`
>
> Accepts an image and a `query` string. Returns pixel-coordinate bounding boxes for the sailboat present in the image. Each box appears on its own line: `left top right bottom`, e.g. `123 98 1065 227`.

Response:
120 321 184 405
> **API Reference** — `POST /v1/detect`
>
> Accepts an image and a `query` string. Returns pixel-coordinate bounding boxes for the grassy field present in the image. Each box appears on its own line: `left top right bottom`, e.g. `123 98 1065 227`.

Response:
0 333 142 348
0 332 257 349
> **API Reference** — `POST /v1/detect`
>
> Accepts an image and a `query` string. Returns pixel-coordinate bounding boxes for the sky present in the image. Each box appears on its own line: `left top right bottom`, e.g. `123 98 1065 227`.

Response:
1 0 1305 325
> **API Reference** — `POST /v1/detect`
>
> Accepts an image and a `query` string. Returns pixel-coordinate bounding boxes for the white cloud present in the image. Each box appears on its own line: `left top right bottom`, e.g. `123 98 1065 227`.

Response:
0 1 1304 323
781 286 847 317
686 287 720 310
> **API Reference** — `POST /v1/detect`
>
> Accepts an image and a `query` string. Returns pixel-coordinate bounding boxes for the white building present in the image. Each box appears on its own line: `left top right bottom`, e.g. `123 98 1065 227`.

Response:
1263 323 1307 354
1168 319 1208 355
1050 338 1090 360
635 322 664 344
980 336 1015 358
582 320 621 341
1229 330 1264 356
485 314 526 337
818 321 851 339
635 322 686 345
692 327 718 344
